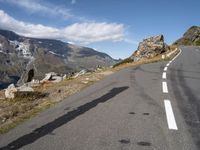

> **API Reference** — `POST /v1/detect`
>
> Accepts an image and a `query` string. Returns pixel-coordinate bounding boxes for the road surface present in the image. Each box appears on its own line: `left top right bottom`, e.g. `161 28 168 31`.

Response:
0 46 200 150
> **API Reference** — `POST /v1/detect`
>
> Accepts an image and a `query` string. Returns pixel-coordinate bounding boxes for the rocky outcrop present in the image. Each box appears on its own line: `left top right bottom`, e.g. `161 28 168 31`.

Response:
132 35 169 61
174 26 200 46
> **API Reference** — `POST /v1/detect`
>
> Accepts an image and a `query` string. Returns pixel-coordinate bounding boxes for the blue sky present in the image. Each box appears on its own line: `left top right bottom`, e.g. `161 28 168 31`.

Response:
0 0 200 59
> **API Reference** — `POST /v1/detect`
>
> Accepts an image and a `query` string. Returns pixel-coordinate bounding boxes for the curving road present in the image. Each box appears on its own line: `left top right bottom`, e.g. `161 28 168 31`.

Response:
0 46 200 150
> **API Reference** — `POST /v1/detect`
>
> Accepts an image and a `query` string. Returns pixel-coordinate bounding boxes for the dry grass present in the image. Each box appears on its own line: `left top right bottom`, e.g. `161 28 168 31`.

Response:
0 70 113 134
112 54 164 71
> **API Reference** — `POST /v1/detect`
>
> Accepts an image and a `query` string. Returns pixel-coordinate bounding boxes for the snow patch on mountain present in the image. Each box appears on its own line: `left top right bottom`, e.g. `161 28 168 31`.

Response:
9 40 32 58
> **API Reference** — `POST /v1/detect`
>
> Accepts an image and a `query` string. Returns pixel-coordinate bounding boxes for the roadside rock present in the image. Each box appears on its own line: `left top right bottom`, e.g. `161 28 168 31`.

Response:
41 72 63 83
29 79 40 87
132 35 169 61
5 84 17 99
41 72 58 82
51 76 63 83
73 70 87 78
17 85 34 92
5 83 35 99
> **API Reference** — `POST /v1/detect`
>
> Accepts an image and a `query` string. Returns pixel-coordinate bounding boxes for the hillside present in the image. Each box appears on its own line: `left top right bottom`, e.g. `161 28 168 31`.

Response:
0 29 118 88
174 26 200 46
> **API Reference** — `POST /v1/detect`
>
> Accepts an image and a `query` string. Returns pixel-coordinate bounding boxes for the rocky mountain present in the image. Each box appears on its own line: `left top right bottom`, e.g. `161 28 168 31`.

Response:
0 29 118 89
174 26 200 46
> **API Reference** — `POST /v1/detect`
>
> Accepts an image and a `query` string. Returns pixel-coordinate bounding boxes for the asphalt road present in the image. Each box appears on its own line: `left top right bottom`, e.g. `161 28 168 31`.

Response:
0 46 200 150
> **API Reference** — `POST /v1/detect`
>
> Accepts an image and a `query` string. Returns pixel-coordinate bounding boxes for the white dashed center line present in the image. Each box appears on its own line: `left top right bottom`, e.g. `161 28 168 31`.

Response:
162 72 166 79
164 67 168 71
162 81 168 93
162 49 182 130
164 100 178 130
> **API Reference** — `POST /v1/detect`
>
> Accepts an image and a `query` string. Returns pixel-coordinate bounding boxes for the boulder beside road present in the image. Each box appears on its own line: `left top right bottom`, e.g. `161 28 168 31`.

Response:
131 35 169 61
5 84 34 99
5 84 17 99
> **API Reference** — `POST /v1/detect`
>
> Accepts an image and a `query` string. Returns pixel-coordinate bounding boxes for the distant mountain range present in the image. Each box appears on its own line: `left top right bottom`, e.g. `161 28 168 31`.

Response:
0 29 118 89
174 26 200 46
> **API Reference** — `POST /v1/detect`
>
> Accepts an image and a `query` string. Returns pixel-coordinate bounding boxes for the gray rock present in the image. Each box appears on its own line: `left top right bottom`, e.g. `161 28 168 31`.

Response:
133 35 169 60
17 85 34 92
41 72 58 82
73 70 87 78
5 84 17 99
51 76 63 83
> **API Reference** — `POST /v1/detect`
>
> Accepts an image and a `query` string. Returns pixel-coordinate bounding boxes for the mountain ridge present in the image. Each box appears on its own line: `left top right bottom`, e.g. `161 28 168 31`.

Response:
174 26 200 46
0 29 118 88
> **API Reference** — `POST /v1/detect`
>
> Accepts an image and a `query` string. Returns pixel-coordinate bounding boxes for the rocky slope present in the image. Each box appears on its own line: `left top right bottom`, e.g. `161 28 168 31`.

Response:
0 29 118 88
131 35 169 60
174 26 200 46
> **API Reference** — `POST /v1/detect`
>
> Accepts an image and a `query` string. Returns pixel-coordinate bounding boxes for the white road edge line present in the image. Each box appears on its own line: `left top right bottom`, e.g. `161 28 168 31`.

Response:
162 81 168 93
164 100 178 130
171 48 182 62
166 63 170 67
164 67 168 71
162 72 166 79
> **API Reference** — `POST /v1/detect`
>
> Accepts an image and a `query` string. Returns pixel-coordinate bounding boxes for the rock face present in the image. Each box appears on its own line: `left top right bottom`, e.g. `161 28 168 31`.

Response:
174 26 200 46
132 35 169 60
0 29 119 88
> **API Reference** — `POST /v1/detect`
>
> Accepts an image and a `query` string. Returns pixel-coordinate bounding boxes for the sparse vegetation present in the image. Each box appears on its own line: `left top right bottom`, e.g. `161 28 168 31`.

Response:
0 70 113 134
0 91 48 134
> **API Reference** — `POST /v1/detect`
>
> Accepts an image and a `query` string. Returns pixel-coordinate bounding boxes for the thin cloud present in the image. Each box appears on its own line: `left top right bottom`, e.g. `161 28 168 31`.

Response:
0 10 125 44
0 0 78 20
71 0 76 5
124 39 139 45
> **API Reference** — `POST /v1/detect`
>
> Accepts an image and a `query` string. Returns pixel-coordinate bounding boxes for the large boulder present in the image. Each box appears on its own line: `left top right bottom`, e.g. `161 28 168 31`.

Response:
5 84 17 99
132 35 169 60
41 72 58 82
5 84 34 99
41 72 63 83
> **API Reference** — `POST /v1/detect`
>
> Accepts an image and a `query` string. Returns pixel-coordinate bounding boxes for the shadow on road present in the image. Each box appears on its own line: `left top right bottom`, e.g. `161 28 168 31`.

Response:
1 86 129 150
